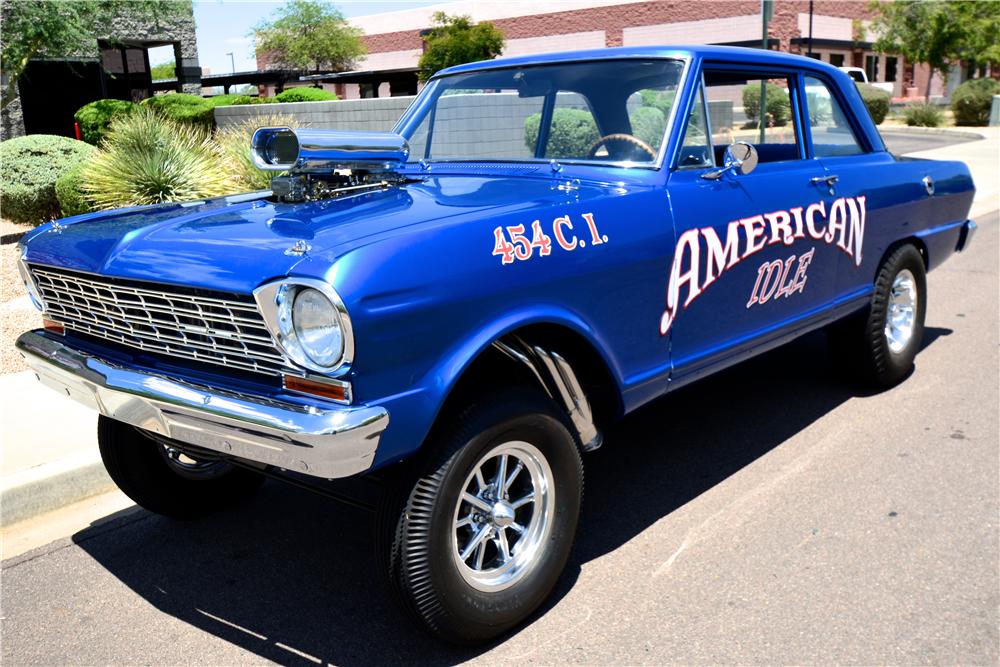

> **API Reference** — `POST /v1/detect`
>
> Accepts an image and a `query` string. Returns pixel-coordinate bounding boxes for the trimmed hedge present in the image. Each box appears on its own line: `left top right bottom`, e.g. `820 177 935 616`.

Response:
74 99 137 145
857 83 891 125
902 103 944 127
951 78 1000 126
141 93 215 129
742 82 790 127
273 87 338 103
55 161 93 217
524 108 599 158
0 135 96 225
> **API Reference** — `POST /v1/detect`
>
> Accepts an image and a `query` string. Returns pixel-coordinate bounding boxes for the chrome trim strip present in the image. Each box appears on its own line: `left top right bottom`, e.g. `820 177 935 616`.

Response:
16 331 387 479
493 337 602 452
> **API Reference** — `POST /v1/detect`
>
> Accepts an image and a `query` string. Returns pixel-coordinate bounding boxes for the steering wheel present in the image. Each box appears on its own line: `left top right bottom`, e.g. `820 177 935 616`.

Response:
587 133 657 160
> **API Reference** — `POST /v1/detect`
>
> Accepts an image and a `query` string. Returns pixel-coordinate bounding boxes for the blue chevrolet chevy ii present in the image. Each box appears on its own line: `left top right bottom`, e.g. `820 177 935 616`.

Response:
16 46 975 643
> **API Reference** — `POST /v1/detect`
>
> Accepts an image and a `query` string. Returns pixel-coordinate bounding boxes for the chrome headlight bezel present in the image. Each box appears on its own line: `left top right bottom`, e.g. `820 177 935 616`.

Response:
16 246 44 311
253 278 354 376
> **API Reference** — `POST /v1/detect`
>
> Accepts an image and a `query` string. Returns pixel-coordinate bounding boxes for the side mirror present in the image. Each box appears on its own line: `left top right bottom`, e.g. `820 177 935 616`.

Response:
702 141 758 180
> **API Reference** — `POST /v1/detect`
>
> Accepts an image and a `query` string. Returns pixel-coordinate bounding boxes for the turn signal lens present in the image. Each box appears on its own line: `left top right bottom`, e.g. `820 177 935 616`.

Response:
283 375 350 403
42 319 64 334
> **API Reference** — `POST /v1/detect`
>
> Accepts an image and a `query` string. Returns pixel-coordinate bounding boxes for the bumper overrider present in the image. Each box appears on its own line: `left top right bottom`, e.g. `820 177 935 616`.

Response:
16 331 389 479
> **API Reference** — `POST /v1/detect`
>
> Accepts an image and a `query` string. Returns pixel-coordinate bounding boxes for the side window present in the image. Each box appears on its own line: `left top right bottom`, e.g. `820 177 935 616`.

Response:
804 76 865 157
703 71 801 165
676 83 713 168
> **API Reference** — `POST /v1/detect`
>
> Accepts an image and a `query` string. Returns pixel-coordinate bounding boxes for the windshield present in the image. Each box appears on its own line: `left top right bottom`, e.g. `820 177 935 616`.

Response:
399 58 685 166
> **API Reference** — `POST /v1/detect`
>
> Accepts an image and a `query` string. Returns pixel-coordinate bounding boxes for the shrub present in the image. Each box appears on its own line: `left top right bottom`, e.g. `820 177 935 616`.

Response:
951 78 1000 126
214 114 305 191
857 83 891 124
742 82 790 127
274 87 338 103
638 88 676 117
902 103 944 127
74 99 137 145
629 106 666 149
55 161 93 217
0 135 96 225
524 108 600 159
140 93 215 129
81 109 232 209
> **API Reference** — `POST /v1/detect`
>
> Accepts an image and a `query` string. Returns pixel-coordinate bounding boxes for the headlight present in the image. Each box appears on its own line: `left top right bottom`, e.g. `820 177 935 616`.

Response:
291 288 344 367
16 247 44 311
255 279 353 375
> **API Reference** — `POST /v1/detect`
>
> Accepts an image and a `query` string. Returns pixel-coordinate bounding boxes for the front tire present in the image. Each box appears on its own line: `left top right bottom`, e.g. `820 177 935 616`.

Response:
379 391 583 645
98 416 265 519
829 244 927 387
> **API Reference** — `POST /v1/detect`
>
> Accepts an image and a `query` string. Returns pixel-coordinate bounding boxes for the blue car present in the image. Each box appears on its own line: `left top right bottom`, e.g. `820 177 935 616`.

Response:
15 46 975 643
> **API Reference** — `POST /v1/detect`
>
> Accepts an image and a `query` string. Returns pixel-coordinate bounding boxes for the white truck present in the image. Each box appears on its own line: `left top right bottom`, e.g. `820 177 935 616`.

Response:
840 66 895 95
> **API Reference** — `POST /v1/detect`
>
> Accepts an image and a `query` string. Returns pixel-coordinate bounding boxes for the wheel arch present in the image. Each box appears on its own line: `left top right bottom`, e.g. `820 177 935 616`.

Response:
430 314 624 443
874 236 927 282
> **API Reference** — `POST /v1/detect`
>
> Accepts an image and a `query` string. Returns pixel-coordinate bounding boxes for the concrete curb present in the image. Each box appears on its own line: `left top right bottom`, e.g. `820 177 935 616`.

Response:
1 450 115 528
878 126 987 140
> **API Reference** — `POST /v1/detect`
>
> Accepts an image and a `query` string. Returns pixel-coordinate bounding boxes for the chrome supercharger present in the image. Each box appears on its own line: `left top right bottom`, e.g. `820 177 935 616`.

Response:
251 127 411 202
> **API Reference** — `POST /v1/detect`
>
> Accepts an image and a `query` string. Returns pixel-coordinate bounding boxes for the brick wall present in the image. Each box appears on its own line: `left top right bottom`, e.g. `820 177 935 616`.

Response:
361 1 875 55
214 97 417 132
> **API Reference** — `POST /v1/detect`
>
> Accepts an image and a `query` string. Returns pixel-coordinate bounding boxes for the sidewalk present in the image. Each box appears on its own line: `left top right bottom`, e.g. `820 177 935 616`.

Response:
1 371 114 526
1 126 997 533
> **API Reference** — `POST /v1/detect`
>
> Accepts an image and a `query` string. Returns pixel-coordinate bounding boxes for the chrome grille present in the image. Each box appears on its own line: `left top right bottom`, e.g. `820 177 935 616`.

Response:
30 266 293 377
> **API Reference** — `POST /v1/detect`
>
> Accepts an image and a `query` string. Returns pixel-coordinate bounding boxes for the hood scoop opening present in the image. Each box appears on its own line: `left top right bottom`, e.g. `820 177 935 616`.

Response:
252 127 414 203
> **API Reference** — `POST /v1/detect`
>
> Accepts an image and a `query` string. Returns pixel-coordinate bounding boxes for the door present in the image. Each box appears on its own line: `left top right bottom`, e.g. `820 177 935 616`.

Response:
664 67 843 379
803 73 898 302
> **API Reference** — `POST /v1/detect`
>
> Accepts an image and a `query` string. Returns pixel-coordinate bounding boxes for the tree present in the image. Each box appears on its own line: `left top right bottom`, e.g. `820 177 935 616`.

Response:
0 0 188 110
870 0 1000 101
418 12 505 82
253 0 365 73
150 61 176 80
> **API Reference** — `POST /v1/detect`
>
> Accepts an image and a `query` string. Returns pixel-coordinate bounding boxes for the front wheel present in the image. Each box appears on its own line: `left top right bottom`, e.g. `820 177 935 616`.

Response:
98 416 265 519
829 244 927 387
379 391 583 645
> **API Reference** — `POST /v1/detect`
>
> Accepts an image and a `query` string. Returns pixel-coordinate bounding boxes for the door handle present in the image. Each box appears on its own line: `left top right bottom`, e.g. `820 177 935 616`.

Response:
811 174 838 195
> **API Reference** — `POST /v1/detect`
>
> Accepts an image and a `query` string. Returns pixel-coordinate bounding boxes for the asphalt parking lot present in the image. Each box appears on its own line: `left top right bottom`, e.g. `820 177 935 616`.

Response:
3 204 996 664
880 130 978 156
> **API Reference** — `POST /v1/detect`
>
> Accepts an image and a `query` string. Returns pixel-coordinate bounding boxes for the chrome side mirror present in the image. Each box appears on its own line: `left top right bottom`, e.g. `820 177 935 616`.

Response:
702 141 759 180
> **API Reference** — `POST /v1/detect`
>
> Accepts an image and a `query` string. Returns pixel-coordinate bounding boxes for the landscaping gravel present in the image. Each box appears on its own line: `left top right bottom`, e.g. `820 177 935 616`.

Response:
2 229 41 374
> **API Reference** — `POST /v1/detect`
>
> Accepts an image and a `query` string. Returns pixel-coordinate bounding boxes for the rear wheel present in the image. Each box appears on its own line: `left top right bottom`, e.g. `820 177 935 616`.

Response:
98 416 265 519
829 244 926 387
378 391 583 645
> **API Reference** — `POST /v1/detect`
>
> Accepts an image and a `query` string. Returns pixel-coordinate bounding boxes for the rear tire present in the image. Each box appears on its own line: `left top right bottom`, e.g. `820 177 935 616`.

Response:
829 244 926 387
98 416 265 519
377 391 583 645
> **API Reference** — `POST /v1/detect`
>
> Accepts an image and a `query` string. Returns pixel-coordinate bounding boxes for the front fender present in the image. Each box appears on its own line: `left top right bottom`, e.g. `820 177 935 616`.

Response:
365 304 622 469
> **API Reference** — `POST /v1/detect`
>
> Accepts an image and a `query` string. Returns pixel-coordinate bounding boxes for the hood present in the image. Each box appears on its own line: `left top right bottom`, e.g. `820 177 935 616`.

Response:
23 174 634 294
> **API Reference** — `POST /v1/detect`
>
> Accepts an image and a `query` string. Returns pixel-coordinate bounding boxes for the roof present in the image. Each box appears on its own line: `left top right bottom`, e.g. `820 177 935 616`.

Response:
434 44 844 78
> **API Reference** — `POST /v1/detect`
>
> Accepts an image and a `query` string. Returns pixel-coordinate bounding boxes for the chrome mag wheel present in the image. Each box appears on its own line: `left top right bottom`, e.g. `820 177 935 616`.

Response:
159 444 228 480
885 268 917 354
451 441 556 592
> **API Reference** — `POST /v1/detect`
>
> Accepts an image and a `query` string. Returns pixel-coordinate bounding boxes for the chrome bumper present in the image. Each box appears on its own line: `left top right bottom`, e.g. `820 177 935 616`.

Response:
957 219 978 252
16 331 388 479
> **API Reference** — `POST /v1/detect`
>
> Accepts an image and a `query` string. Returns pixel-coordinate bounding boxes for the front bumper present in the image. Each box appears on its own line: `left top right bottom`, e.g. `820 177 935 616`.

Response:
16 331 388 479
957 219 978 252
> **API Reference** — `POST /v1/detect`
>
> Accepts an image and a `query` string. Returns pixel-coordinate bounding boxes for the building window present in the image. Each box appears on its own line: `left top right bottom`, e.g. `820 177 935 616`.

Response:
885 57 898 83
865 55 879 82
829 53 845 67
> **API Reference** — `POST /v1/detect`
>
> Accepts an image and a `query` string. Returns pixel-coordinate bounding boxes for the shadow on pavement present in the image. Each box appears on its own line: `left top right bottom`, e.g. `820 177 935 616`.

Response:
71 328 951 666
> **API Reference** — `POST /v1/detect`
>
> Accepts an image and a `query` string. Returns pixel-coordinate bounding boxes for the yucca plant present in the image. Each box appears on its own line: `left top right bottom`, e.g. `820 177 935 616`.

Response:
81 108 233 209
213 114 306 191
